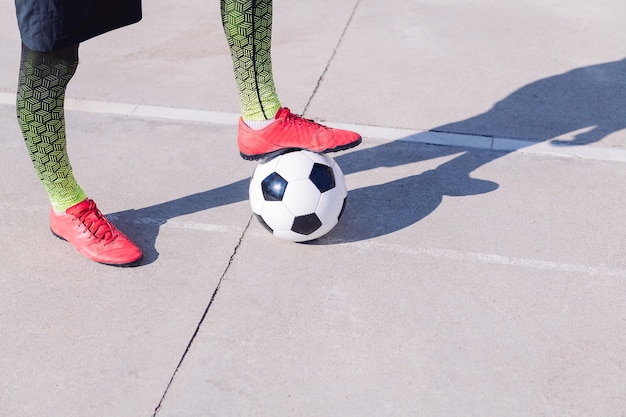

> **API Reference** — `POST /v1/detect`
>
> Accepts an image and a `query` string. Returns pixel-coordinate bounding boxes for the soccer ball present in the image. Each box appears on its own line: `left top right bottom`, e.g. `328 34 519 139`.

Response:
249 150 348 242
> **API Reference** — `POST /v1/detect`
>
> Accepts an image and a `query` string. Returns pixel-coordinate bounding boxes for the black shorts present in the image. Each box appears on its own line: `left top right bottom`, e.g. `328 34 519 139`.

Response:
15 0 142 52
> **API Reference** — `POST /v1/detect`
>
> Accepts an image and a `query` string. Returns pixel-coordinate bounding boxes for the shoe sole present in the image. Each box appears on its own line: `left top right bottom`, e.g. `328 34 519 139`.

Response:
240 137 362 161
50 229 144 268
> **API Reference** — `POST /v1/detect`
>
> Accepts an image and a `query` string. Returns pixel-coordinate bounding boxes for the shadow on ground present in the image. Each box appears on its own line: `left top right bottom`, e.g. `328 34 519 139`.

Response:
111 58 626 263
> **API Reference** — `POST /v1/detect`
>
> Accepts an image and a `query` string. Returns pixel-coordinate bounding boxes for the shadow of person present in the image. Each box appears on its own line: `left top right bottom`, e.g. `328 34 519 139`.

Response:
434 58 626 146
314 57 626 243
110 58 626 257
317 144 500 243
108 179 250 265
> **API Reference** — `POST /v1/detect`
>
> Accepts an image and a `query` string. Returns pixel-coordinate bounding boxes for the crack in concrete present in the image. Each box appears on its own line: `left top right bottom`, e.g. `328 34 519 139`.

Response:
152 215 253 417
302 0 362 116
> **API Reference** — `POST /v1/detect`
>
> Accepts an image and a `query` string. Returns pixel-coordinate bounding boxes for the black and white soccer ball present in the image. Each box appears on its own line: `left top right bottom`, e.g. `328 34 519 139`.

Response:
249 150 348 242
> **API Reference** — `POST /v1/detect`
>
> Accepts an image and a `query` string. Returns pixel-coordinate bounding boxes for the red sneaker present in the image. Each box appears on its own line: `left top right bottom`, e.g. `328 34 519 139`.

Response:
238 107 362 160
50 199 143 266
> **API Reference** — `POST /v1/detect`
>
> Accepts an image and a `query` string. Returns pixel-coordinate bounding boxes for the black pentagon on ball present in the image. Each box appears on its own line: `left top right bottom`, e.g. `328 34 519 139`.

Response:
261 172 288 201
309 163 335 193
291 213 323 235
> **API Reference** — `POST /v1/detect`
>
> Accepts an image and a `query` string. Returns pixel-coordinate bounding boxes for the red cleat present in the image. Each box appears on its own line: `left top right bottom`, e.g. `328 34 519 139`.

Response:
238 107 362 160
50 199 143 266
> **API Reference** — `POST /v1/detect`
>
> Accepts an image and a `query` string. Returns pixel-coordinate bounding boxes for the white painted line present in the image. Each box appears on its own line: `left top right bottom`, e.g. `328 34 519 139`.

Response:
494 137 626 162
2 91 625 162
143 218 245 234
0 92 13 106
333 240 626 278
328 123 494 150
132 105 240 125
2 200 623 277
406 130 493 150
65 97 138 115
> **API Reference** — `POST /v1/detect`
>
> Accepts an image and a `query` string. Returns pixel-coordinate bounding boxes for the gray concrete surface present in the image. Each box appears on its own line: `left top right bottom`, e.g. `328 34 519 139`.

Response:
1 1 625 416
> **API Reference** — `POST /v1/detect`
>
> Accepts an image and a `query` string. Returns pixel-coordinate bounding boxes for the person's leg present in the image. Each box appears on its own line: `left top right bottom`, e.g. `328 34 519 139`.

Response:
16 43 142 266
221 0 280 125
16 43 87 212
221 0 362 160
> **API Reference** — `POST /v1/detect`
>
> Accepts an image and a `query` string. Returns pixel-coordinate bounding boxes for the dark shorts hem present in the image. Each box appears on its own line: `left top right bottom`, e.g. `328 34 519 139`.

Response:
15 0 142 52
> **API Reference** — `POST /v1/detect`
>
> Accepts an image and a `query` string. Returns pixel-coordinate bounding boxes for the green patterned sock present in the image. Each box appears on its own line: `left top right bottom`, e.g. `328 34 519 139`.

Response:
221 0 281 121
16 43 87 213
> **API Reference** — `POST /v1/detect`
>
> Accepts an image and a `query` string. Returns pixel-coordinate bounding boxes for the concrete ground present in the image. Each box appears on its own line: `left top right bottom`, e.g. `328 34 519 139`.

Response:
1 1 625 416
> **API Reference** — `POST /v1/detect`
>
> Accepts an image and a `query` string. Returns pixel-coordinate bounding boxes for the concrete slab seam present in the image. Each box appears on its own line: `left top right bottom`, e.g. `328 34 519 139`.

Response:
151 215 253 417
1 92 625 163
302 0 362 115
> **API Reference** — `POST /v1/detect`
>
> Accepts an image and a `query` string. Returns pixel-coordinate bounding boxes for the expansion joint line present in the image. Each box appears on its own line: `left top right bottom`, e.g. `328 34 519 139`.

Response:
152 215 253 417
303 0 362 116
